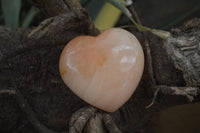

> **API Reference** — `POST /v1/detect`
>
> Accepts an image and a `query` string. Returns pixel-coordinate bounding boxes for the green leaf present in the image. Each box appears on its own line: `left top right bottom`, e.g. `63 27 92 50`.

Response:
105 0 171 39
21 7 38 28
106 0 131 17
1 0 21 27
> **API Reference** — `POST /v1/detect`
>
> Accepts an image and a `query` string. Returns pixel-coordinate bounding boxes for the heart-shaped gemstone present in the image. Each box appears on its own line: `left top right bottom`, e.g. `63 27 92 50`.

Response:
59 28 144 112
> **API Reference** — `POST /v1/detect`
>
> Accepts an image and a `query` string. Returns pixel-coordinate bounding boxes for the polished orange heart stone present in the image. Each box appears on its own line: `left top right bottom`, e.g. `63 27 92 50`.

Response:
59 28 144 112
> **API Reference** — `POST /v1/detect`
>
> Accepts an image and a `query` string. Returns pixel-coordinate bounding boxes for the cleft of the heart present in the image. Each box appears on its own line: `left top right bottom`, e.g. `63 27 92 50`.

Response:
59 28 144 112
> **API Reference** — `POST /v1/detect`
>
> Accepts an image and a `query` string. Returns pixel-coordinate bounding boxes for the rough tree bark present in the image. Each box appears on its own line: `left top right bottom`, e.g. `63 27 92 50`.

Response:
0 0 199 133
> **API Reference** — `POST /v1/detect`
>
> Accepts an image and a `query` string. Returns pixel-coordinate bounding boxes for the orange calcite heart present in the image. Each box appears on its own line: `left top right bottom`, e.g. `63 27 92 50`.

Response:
59 28 144 112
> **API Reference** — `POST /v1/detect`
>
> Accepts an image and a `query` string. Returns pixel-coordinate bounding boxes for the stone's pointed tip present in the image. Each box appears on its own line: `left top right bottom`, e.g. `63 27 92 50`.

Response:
59 28 144 112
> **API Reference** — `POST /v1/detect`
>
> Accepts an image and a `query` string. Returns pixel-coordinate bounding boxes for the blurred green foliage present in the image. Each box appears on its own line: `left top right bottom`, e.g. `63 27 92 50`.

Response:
0 0 38 27
21 6 38 27
1 0 21 27
0 0 200 29
81 0 105 20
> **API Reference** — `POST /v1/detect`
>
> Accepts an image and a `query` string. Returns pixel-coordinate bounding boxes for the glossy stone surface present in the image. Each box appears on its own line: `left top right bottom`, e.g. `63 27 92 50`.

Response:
59 28 144 112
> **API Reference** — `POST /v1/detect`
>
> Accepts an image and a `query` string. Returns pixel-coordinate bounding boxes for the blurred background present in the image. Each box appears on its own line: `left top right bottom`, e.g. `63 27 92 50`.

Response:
0 0 200 30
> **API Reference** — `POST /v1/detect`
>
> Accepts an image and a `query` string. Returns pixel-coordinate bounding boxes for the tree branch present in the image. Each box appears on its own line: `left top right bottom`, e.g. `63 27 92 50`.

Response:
0 0 99 63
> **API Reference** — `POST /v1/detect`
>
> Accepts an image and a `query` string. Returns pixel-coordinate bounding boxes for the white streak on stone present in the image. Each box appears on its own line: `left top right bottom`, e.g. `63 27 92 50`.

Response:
67 51 78 72
120 56 136 64
112 45 134 53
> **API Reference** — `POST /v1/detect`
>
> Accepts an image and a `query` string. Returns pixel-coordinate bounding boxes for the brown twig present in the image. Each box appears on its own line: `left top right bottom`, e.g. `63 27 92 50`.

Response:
15 89 62 133
146 85 199 108
145 87 160 109
102 113 121 133
0 0 99 63
84 113 105 133
0 89 16 95
69 106 97 133
159 85 199 101
68 106 122 133
0 87 64 133
0 60 67 133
